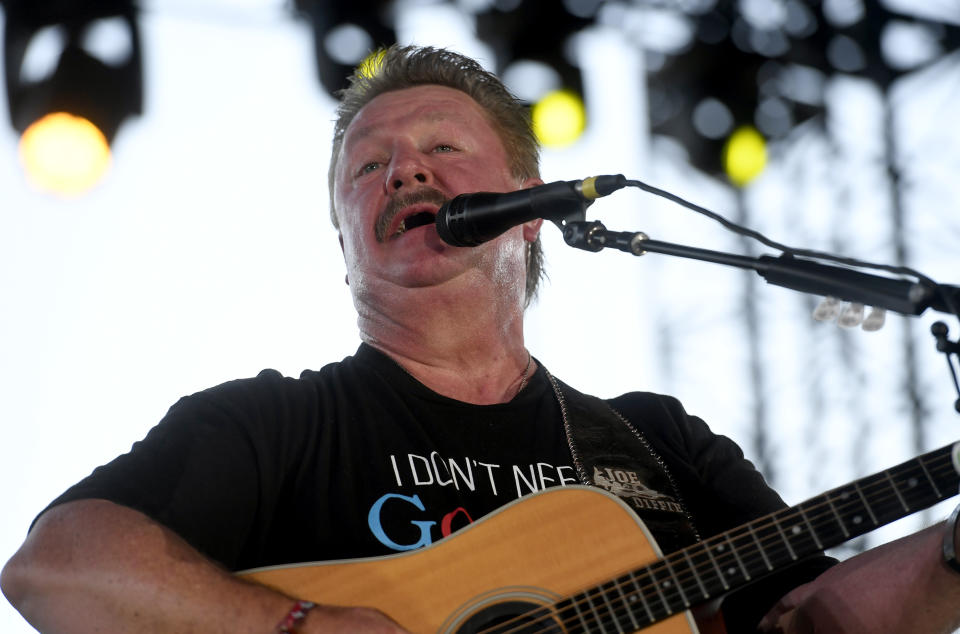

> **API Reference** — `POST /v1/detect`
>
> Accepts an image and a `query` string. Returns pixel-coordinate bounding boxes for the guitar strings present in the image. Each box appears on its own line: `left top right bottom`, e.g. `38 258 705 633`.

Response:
487 453 958 634
496 454 958 634
474 451 958 634
482 454 957 634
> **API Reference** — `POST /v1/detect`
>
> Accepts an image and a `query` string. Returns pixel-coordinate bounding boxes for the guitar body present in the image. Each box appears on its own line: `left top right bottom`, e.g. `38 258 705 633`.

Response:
240 486 721 633
238 443 960 632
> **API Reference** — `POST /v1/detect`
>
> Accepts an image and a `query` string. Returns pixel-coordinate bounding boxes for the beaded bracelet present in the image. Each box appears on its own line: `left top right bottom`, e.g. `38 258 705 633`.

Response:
943 503 960 574
274 600 316 634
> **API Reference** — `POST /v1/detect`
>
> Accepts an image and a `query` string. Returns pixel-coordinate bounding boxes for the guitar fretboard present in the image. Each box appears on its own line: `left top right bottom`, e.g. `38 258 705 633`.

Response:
541 442 959 634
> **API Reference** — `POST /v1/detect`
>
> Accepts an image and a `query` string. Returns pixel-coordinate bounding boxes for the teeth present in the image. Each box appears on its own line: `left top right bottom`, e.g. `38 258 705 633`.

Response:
395 219 406 236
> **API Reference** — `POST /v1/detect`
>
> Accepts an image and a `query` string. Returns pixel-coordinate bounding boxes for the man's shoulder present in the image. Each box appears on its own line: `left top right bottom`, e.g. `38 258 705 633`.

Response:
601 389 717 453
168 352 368 419
206 347 371 396
605 390 692 423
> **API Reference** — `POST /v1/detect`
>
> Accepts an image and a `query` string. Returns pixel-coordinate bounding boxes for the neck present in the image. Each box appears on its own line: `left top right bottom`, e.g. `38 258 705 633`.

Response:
355 283 534 405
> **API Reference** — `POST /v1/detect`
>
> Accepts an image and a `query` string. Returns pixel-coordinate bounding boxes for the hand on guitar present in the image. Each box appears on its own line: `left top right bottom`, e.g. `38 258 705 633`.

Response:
756 581 832 634
303 605 410 633
758 522 960 634
1 500 415 634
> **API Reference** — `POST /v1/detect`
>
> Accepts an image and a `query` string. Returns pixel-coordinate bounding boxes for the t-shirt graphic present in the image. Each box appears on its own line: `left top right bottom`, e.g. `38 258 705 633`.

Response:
367 451 580 552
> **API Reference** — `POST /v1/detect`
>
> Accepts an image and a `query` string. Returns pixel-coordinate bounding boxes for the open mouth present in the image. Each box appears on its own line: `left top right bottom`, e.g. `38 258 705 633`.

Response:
393 211 437 237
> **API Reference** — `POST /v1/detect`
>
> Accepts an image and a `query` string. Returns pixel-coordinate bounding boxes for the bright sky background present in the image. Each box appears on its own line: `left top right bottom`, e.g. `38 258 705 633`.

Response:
2 2 960 632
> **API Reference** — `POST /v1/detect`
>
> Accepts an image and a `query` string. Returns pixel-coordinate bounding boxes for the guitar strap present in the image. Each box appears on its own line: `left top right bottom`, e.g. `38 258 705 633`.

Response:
549 373 701 554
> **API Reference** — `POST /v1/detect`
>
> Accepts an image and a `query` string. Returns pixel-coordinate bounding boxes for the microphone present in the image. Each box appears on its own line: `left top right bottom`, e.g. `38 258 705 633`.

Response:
436 174 627 247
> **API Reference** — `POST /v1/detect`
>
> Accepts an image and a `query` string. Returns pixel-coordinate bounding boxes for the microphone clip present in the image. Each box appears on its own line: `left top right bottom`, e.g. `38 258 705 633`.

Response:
562 220 606 252
562 220 651 256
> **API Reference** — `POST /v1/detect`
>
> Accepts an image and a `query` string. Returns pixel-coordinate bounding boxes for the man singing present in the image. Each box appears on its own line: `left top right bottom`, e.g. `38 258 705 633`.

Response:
4 45 960 634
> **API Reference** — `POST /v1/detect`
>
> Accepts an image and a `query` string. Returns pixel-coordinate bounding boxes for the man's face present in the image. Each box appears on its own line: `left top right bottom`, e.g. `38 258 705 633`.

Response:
333 85 541 301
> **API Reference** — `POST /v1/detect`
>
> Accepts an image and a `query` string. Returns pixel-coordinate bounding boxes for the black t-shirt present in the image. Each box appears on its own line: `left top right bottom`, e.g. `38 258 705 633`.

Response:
43 344 834 630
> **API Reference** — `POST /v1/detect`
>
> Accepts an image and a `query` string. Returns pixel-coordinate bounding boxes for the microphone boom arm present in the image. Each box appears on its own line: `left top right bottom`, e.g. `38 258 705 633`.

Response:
560 220 960 318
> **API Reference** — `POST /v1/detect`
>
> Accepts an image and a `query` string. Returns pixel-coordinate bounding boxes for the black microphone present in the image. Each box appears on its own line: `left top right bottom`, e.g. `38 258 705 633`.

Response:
436 174 627 247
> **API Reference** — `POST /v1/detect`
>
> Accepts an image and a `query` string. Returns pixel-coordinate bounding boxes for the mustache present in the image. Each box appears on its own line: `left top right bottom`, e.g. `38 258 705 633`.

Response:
374 188 450 243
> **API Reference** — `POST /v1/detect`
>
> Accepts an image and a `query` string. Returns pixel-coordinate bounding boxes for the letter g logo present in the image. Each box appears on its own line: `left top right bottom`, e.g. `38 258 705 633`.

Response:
367 493 436 551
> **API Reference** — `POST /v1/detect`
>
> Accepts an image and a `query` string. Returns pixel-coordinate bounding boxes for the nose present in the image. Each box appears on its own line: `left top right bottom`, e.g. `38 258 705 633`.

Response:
386 149 432 193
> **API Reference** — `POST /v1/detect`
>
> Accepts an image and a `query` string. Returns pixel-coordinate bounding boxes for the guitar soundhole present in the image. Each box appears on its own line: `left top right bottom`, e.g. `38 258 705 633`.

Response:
455 600 562 634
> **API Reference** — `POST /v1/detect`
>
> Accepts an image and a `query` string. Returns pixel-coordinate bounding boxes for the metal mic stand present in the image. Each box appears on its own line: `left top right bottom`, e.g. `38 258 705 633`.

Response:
559 219 960 414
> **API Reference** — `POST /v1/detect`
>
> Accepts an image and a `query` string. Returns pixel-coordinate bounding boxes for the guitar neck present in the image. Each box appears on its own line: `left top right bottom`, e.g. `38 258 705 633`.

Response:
559 443 960 631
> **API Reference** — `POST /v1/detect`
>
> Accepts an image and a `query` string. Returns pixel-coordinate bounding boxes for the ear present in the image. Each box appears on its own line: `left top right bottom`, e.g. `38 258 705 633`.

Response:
519 177 544 243
520 176 544 190
521 217 543 243
338 233 349 285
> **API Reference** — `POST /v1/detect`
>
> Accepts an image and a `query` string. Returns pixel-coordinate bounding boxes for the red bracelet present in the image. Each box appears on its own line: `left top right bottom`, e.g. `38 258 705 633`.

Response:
274 600 316 633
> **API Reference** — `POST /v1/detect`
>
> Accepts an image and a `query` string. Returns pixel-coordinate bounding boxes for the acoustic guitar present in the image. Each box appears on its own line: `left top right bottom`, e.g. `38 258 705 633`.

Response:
240 442 960 633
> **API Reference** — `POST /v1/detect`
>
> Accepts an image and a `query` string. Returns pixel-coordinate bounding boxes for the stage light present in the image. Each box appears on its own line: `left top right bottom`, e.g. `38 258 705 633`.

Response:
357 48 386 80
722 125 767 187
18 112 112 197
294 0 396 96
532 89 586 148
502 59 560 103
3 0 142 196
471 0 592 148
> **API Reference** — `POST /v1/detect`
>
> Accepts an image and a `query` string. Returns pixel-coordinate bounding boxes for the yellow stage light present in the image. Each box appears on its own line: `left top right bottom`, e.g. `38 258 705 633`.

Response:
357 48 386 79
532 89 586 148
723 125 767 187
18 112 112 197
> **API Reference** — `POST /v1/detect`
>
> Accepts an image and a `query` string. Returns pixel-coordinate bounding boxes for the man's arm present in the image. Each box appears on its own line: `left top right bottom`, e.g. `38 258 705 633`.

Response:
760 520 960 633
1 499 406 634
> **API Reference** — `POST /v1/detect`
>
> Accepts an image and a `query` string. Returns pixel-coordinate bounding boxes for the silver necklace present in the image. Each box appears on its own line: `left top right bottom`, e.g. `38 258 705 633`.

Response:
388 349 532 400
516 351 532 396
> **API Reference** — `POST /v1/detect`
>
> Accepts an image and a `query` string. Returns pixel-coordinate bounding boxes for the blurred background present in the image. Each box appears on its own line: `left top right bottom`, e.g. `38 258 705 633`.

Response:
2 0 959 631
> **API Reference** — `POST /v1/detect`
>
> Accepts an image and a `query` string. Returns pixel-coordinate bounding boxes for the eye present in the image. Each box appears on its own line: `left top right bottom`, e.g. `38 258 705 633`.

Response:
432 144 456 153
359 161 381 175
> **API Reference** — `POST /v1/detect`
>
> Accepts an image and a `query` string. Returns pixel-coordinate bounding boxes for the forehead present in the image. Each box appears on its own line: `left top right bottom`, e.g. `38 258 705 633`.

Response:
343 85 497 148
